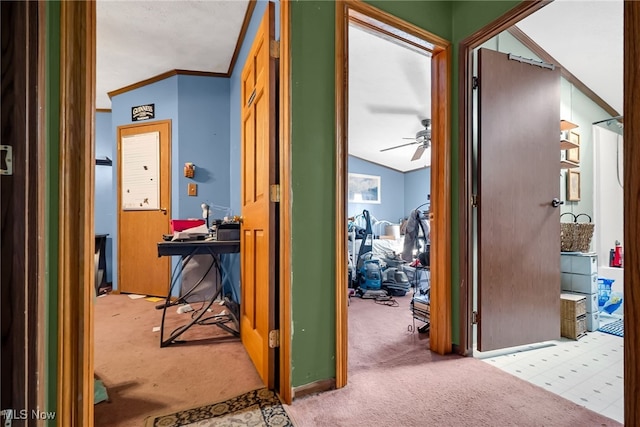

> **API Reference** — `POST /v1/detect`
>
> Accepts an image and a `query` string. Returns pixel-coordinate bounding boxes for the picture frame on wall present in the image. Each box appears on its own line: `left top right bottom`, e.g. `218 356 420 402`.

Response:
348 173 381 204
567 169 581 201
566 130 580 163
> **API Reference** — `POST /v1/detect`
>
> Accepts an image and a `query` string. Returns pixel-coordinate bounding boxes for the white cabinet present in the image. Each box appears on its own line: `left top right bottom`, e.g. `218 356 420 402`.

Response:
561 252 599 332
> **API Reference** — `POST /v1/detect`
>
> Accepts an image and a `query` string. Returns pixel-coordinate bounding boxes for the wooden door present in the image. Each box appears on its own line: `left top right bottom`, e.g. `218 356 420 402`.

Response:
117 120 171 297
477 48 561 351
240 2 277 387
1 0 41 413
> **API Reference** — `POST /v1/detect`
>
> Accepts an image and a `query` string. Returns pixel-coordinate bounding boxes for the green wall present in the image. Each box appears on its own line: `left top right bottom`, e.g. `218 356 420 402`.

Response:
288 0 522 388
44 1 60 419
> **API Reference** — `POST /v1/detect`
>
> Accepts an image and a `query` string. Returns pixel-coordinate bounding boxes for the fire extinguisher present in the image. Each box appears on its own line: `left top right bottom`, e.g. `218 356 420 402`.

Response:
613 240 623 268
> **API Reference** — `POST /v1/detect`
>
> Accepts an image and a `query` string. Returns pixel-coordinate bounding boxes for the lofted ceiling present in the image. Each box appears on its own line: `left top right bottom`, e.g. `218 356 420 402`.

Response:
96 0 623 172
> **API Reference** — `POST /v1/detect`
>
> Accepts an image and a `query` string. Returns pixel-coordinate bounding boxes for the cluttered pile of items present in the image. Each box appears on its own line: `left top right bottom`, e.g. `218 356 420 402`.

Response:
164 202 240 242
348 209 431 331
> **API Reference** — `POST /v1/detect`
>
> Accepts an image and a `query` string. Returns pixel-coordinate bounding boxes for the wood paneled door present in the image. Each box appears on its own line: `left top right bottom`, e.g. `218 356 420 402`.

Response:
240 2 277 388
117 120 171 297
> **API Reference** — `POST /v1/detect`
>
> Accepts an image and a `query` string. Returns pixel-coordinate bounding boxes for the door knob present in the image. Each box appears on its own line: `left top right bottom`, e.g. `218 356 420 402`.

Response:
551 198 564 208
160 207 167 215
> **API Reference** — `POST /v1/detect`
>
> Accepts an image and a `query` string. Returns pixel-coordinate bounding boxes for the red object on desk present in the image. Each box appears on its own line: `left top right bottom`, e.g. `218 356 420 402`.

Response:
170 219 205 233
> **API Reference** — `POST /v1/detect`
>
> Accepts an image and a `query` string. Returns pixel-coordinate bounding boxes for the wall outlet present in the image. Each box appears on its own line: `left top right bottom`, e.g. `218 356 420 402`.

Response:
188 183 197 196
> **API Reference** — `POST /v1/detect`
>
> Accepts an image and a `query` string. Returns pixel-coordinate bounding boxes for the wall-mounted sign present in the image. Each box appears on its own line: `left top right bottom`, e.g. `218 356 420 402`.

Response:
131 104 155 121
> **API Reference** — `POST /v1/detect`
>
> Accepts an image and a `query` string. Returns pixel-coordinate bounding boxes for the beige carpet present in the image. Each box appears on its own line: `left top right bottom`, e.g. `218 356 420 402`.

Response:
284 295 622 427
96 292 622 427
94 293 264 427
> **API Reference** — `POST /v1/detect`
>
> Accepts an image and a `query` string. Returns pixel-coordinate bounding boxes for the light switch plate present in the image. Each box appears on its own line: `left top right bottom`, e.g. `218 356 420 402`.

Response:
188 183 197 196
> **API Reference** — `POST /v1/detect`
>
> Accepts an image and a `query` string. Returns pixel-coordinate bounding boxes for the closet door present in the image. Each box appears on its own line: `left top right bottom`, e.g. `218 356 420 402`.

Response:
477 48 561 351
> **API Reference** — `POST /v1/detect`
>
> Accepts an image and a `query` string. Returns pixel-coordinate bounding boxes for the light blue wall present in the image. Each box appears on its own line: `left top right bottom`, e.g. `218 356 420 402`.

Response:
229 0 279 215
95 111 114 282
177 75 231 219
404 167 430 216
347 156 405 223
110 75 231 290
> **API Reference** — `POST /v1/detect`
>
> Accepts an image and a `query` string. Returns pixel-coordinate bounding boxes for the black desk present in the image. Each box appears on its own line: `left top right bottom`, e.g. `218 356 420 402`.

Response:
156 239 240 347
95 234 109 295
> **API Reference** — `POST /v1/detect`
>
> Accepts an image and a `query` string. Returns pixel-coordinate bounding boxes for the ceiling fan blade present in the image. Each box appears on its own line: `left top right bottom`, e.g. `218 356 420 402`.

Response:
380 140 418 152
411 145 426 161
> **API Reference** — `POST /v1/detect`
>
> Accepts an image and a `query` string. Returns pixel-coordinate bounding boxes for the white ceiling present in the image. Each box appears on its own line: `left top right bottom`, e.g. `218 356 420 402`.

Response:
96 0 249 109
517 0 623 115
96 0 623 172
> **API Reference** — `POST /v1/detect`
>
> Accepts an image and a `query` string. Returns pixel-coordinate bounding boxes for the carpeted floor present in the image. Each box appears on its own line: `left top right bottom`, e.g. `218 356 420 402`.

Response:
94 293 264 427
96 292 621 427
144 388 293 427
284 294 622 427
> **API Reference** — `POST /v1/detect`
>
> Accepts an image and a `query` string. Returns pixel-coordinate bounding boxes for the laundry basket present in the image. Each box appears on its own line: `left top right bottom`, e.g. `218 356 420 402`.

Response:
560 213 595 252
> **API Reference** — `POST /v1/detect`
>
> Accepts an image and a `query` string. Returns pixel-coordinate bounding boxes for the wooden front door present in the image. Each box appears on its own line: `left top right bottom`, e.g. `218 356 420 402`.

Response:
240 2 277 387
117 120 171 297
477 48 561 351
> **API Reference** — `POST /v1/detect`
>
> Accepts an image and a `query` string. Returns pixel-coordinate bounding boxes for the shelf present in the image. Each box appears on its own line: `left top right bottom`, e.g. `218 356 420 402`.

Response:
561 159 580 169
560 138 580 150
561 120 579 131
96 157 112 166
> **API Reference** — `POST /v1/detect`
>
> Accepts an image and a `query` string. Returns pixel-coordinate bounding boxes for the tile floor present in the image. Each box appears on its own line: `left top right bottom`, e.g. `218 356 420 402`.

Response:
475 315 624 424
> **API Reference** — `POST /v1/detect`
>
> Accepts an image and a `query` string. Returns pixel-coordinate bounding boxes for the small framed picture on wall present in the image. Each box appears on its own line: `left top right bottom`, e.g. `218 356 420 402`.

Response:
566 130 580 163
567 169 581 201
348 173 381 204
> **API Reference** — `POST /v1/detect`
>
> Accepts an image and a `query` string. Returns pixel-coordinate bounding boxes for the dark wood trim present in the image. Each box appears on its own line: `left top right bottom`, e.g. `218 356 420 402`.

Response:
57 1 95 424
346 3 449 51
623 3 640 425
349 16 435 55
106 69 227 99
278 0 292 405
457 0 550 356
227 0 258 76
335 0 349 390
96 108 111 113
430 43 452 355
0 0 43 417
507 26 620 118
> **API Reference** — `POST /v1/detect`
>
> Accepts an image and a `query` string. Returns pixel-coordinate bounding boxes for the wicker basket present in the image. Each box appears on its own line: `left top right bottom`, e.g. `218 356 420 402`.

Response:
560 213 595 252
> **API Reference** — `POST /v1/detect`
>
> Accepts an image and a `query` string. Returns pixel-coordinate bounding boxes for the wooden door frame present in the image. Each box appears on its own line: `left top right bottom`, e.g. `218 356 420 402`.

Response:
1 0 46 416
278 0 293 405
335 0 452 388
457 0 550 357
51 0 297 415
56 0 96 424
459 1 640 424
624 2 640 425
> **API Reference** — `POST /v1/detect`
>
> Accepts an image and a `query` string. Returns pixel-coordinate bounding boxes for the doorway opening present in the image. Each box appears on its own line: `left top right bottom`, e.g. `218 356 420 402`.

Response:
459 2 625 424
335 0 452 388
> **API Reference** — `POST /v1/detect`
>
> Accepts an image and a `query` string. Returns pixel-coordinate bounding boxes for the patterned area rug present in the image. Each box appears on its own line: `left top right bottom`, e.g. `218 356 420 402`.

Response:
598 318 624 337
145 388 293 427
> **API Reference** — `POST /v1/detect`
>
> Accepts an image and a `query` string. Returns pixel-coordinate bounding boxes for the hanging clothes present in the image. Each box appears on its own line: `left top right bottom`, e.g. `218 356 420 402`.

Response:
402 209 430 262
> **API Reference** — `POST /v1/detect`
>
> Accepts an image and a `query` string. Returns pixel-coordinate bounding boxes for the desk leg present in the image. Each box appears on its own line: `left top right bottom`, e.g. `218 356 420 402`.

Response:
159 252 238 347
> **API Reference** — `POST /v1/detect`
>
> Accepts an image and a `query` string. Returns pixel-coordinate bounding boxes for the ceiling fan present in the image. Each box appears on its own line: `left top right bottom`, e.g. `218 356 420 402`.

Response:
380 118 431 161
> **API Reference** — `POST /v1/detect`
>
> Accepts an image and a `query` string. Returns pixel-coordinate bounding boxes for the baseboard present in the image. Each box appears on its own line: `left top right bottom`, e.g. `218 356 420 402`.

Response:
292 379 335 400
